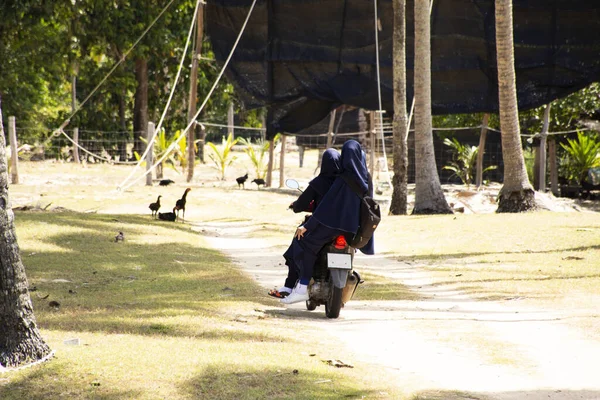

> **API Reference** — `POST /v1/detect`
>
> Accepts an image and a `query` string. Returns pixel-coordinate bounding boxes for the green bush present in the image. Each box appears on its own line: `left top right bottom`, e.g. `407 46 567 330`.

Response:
442 137 496 187
559 131 600 184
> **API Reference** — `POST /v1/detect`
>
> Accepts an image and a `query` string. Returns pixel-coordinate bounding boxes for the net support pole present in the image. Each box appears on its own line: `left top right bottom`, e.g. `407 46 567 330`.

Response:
145 122 155 186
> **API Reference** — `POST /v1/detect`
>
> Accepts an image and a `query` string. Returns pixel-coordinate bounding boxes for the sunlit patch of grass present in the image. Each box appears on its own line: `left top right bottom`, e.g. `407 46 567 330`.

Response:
378 212 600 301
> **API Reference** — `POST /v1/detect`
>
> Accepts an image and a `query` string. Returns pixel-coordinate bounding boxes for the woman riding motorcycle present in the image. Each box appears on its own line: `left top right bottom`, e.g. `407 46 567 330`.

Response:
268 148 342 299
281 140 374 305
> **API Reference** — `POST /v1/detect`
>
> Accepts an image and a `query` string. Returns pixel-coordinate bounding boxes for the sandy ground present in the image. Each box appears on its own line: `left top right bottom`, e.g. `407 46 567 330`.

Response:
197 219 600 400
187 184 600 400
8 160 600 399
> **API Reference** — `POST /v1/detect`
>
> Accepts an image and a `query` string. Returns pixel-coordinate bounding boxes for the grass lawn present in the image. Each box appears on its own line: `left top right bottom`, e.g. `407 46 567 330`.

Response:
1 212 401 399
3 161 600 398
376 212 600 307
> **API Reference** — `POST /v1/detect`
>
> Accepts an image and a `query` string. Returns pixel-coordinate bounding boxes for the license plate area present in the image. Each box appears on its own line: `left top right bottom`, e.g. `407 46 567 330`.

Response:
327 253 352 270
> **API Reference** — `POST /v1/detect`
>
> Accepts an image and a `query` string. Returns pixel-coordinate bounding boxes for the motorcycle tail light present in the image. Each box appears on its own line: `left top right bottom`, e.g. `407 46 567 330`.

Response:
334 235 347 249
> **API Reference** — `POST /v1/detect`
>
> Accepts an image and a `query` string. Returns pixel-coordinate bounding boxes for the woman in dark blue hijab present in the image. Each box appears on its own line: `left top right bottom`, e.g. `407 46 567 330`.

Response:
268 149 342 298
281 140 374 304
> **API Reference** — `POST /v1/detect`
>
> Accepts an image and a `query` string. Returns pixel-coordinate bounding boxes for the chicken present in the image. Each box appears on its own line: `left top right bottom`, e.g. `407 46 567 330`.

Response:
159 179 175 186
236 173 249 188
175 188 191 221
149 195 162 218
158 207 177 221
252 178 265 188
115 231 125 242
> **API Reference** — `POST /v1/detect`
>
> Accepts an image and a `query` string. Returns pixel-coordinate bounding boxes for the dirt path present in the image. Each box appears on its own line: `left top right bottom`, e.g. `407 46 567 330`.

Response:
196 220 600 400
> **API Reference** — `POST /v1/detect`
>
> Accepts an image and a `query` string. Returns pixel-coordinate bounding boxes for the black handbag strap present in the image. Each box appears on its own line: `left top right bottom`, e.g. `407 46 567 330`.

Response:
341 173 368 199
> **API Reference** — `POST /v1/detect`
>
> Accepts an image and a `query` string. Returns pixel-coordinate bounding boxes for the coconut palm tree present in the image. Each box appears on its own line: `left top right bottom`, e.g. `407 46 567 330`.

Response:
0 102 51 368
412 0 452 214
390 0 409 215
495 0 536 212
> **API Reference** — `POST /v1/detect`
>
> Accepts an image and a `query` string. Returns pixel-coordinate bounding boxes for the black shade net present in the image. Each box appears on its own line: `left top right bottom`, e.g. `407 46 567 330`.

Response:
206 0 600 138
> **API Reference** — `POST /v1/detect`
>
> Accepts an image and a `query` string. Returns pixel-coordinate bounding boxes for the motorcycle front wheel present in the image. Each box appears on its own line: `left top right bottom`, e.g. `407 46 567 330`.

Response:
325 286 343 319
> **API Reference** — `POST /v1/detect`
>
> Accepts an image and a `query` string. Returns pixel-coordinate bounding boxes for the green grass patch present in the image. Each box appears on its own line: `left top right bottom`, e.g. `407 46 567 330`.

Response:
2 211 400 400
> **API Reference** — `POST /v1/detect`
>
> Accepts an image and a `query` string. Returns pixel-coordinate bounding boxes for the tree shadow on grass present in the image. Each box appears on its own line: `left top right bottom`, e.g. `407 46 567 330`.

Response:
15 211 284 341
180 363 382 400
0 361 143 400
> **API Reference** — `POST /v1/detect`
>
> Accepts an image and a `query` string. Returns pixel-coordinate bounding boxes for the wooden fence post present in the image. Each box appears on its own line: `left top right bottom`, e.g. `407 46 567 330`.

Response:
146 122 155 186
538 104 551 193
369 112 376 174
266 138 274 187
73 127 80 164
475 113 489 188
549 139 558 196
8 116 19 184
279 135 286 187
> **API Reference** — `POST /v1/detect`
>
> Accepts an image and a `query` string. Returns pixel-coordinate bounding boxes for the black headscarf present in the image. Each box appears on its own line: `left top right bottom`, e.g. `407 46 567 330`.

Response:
310 140 369 234
308 148 341 196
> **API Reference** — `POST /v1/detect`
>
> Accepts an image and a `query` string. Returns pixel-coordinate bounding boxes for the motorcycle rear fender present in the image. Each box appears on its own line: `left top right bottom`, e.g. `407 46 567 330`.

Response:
329 268 349 289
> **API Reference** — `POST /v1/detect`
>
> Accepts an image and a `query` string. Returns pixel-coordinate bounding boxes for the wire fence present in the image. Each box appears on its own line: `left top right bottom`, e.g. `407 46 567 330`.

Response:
8 120 595 186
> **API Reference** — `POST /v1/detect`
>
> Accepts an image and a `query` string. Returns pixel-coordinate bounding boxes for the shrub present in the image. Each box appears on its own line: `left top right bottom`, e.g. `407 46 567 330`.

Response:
559 131 600 185
442 137 496 187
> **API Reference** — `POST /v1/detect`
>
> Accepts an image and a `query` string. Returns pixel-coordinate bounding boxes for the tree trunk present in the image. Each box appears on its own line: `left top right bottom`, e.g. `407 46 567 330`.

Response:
0 101 52 368
412 0 452 215
133 58 149 157
390 0 408 215
495 0 536 212
187 4 204 182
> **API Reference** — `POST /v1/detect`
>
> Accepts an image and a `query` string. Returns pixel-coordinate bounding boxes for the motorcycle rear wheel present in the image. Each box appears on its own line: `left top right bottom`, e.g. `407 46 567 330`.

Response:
325 286 343 319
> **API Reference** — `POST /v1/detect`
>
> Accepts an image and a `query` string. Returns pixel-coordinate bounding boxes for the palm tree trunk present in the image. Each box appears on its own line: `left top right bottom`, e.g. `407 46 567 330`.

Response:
390 0 408 215
413 0 452 214
495 0 536 212
0 101 51 368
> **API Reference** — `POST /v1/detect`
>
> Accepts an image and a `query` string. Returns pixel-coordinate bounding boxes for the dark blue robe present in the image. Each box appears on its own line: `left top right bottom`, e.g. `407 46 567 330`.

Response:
294 140 375 284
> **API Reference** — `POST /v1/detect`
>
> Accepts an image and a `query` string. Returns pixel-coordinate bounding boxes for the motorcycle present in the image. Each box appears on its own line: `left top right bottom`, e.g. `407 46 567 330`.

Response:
286 179 363 319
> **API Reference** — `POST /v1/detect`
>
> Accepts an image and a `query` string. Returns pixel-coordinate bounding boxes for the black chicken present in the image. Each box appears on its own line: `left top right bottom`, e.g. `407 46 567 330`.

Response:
149 195 162 218
252 178 265 188
158 207 177 221
159 179 175 186
175 188 191 221
236 173 249 188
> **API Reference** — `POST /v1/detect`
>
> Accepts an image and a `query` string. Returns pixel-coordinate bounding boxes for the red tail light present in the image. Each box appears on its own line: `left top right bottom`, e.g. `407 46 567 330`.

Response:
334 235 347 249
